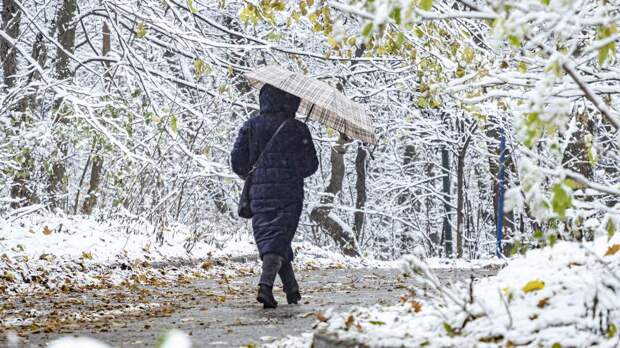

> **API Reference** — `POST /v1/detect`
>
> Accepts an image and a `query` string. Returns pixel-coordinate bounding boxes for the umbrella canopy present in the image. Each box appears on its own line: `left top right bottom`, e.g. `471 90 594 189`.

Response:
244 65 377 144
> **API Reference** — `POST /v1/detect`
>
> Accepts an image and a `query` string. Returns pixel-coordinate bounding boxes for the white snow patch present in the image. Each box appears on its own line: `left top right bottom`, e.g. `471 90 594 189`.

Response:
48 337 111 348
158 329 192 348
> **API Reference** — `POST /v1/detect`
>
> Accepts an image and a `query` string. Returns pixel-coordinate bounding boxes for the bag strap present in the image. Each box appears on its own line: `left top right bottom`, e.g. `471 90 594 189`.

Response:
249 119 290 175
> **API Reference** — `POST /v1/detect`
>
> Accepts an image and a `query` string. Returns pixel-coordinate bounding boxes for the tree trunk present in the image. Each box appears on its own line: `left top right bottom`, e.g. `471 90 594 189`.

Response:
399 144 417 253
26 33 47 109
310 134 359 257
456 149 465 258
456 136 473 258
48 0 77 209
54 0 77 82
82 22 111 215
82 152 102 215
562 111 594 179
10 32 48 208
353 145 367 239
1 0 19 89
485 117 517 254
1 0 33 208
562 111 595 241
441 145 453 258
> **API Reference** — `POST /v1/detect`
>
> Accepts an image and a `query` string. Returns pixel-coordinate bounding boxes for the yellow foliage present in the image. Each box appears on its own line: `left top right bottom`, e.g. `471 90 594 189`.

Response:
136 22 147 39
522 279 545 293
604 244 620 256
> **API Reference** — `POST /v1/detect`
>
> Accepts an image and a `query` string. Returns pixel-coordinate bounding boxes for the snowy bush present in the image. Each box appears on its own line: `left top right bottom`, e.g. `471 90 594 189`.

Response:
315 235 620 347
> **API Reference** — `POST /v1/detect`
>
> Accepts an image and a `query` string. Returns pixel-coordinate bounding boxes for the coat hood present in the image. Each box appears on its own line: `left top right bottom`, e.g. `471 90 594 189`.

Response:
259 84 301 117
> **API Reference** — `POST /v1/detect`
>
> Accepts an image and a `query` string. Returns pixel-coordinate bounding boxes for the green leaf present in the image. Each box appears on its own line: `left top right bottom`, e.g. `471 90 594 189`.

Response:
562 178 580 190
508 35 521 47
552 343 562 348
267 31 283 42
187 0 198 13
548 233 557 247
598 45 610 66
462 47 475 63
389 7 401 25
272 1 286 11
136 22 147 39
551 183 572 219
455 67 465 78
170 116 178 133
545 59 563 77
524 112 541 148
533 230 544 240
596 24 617 66
368 320 385 325
608 323 618 338
517 61 528 73
362 22 374 37
415 27 424 38
193 58 212 78
443 322 455 336
417 97 429 109
430 98 442 108
240 5 258 24
607 218 616 241
420 0 433 11
541 0 550 5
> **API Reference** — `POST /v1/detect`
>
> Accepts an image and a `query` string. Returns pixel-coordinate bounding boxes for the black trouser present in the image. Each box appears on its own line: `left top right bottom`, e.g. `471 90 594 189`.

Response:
259 253 299 294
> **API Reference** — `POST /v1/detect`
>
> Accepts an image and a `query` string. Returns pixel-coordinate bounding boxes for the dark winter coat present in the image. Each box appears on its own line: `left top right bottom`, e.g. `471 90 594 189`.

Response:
231 84 319 261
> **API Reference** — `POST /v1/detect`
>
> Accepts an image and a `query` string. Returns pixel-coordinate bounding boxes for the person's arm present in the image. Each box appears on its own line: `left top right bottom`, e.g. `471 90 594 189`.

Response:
301 124 319 178
231 121 251 179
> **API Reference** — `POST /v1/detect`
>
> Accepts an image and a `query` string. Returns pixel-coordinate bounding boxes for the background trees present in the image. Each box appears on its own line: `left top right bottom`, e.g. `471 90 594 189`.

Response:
0 0 617 259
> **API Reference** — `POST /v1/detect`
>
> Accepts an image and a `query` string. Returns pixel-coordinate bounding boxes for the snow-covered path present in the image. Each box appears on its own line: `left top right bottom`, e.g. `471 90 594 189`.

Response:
4 267 497 347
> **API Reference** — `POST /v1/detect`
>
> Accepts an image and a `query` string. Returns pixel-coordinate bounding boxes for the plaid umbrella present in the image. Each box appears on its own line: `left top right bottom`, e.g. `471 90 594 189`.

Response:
244 65 377 144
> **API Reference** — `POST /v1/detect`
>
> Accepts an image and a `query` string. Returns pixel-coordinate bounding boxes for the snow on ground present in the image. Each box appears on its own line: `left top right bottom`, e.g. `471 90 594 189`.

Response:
0 213 400 296
302 235 620 348
0 213 257 295
1 213 502 296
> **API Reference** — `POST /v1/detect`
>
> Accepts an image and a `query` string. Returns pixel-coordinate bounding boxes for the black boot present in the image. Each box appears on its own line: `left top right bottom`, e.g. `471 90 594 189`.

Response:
279 259 301 304
286 290 301 305
257 284 278 309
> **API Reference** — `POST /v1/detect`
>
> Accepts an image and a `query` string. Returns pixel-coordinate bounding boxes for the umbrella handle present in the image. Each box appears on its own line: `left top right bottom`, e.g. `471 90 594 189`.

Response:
305 104 315 123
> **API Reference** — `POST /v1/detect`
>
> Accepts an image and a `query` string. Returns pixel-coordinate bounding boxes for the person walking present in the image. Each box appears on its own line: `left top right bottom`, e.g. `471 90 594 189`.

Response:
231 84 318 308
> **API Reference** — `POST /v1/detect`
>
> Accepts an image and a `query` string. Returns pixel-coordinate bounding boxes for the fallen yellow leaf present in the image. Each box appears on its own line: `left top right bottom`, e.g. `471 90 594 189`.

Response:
411 300 422 313
537 297 550 308
42 226 52 235
82 251 93 260
345 315 354 329
3 271 15 282
316 312 328 322
604 244 620 256
522 279 545 293
201 260 214 270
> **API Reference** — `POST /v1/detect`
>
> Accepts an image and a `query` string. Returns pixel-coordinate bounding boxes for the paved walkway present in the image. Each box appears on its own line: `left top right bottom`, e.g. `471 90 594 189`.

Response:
8 267 495 347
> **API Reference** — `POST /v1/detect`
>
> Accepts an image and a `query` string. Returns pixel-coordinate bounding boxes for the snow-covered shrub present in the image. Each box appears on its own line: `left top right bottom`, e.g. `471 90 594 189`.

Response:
315 235 620 347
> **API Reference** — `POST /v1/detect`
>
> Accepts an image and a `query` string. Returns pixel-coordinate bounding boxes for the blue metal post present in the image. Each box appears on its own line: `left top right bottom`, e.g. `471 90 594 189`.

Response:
496 130 506 258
